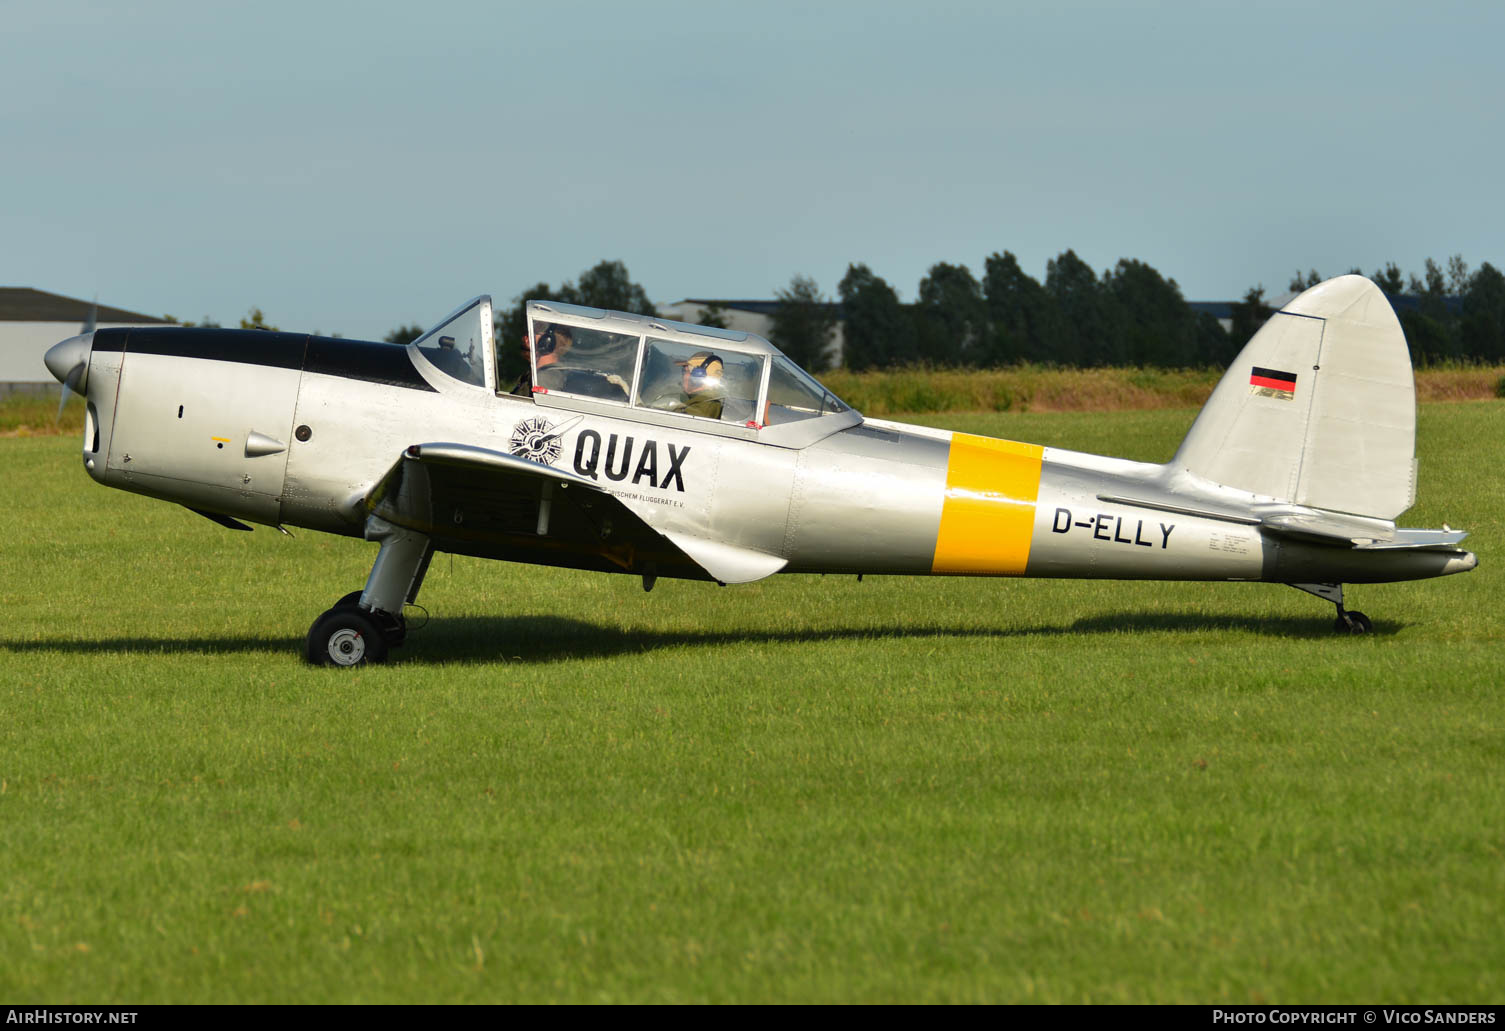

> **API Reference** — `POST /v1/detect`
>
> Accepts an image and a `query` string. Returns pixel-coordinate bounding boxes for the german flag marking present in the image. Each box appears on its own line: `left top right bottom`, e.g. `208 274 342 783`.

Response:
931 434 1044 575
1249 366 1297 400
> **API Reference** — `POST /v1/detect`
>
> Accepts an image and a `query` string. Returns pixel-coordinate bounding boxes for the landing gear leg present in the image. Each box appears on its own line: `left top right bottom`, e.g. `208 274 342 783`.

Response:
1288 582 1372 635
305 516 433 666
331 591 407 647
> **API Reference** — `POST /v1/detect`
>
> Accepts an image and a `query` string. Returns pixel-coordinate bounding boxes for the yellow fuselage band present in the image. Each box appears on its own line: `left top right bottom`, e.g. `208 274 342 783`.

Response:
931 433 1044 575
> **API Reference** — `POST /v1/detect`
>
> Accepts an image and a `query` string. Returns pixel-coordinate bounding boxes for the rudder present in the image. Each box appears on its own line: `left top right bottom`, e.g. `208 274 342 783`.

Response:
1173 276 1415 519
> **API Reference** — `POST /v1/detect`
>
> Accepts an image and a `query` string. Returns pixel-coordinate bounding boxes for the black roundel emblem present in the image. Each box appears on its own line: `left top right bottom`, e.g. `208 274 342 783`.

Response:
509 417 563 466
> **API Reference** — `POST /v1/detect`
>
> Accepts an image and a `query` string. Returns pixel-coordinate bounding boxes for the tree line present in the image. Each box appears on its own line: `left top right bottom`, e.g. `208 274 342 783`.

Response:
378 251 1505 373
833 252 1233 372
827 252 1505 371
1234 258 1505 367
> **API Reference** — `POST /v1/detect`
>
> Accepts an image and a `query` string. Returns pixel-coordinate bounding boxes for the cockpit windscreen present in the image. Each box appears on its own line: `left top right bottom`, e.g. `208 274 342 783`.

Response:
766 356 848 423
413 298 490 388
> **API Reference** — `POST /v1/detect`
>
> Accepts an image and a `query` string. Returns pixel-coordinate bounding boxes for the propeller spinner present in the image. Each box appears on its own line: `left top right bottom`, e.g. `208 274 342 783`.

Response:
45 332 94 419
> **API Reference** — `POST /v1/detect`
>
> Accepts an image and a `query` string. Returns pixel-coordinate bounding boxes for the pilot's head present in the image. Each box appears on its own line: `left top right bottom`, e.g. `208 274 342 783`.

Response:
526 323 573 366
676 351 724 393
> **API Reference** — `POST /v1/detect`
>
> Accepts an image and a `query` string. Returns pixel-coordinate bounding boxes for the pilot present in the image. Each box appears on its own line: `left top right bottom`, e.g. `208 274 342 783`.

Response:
510 322 568 396
647 350 726 419
511 322 628 401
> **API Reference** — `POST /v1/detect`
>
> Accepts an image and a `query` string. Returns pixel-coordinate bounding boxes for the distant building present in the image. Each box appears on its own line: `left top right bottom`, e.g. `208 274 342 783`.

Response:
1187 301 1236 334
666 296 1244 367
1 288 172 396
658 299 846 367
1191 292 1461 338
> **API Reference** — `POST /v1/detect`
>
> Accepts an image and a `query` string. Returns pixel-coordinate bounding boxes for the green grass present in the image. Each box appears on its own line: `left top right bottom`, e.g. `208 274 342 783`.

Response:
1 403 1500 1003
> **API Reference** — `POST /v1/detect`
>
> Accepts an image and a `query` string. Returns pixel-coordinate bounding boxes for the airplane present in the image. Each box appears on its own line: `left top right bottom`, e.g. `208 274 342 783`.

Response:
42 275 1477 666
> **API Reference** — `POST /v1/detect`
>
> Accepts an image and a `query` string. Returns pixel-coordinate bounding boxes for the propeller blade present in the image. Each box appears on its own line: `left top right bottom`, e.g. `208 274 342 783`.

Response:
56 361 85 422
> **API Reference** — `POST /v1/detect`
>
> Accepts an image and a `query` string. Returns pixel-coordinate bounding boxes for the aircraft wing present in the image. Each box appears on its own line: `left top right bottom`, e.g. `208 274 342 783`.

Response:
363 442 785 583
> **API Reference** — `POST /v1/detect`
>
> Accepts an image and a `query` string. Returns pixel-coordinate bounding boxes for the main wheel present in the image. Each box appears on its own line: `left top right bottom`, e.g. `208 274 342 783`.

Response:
305 608 390 666
330 591 407 647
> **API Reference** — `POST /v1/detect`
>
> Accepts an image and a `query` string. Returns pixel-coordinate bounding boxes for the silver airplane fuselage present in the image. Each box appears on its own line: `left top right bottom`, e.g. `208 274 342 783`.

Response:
58 330 1472 589
43 280 1476 662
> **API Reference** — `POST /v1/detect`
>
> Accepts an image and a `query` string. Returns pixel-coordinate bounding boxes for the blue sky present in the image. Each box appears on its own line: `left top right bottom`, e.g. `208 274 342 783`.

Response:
3 0 1501 339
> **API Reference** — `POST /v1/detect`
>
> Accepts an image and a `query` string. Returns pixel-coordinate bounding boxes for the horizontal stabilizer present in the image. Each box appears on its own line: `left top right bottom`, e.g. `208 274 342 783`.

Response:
1258 508 1395 547
1355 527 1471 551
1257 508 1470 552
1104 488 1469 553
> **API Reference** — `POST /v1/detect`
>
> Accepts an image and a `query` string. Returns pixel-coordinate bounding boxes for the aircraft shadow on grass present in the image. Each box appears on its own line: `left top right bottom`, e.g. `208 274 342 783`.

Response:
6 611 1395 665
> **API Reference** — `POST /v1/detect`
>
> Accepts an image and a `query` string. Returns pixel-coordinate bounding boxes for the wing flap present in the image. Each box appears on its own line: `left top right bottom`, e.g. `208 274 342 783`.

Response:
661 531 787 584
368 443 687 574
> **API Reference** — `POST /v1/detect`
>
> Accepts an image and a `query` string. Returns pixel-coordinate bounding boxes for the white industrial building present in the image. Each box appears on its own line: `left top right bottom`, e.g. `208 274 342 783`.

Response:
657 299 846 367
1 288 171 396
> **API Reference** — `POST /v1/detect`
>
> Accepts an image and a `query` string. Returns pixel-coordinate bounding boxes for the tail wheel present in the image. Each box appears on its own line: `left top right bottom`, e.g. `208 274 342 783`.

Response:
306 608 390 667
1333 611 1373 634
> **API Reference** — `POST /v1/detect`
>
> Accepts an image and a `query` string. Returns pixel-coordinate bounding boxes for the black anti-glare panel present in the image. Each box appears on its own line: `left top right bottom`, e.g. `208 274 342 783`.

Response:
92 328 437 392
94 327 307 368
304 336 437 392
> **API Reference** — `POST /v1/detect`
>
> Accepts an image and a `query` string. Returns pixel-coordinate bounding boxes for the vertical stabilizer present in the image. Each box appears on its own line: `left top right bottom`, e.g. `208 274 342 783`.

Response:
1172 276 1415 519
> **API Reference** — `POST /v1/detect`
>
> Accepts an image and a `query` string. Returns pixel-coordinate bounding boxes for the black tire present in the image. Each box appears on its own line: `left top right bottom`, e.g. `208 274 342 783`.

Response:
305 608 390 667
331 591 406 647
1333 612 1372 635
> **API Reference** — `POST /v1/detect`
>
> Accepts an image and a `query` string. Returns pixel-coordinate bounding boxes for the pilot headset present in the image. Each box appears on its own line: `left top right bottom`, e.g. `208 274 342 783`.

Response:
535 325 557 357
689 353 723 384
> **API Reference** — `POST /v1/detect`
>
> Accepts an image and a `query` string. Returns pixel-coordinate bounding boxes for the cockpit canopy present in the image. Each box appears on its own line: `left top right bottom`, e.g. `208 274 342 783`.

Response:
407 295 859 447
522 301 856 446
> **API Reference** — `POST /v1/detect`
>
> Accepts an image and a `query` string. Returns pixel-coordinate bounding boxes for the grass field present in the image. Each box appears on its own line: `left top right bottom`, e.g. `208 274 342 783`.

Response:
1 402 1500 1003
